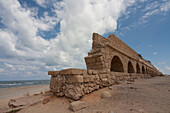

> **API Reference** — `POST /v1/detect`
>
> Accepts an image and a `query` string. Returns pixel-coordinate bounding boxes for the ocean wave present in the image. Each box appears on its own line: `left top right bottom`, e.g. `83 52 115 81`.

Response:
0 83 22 86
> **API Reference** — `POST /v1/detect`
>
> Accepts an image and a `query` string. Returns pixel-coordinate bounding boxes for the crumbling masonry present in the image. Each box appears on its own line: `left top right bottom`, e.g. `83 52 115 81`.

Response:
48 33 162 100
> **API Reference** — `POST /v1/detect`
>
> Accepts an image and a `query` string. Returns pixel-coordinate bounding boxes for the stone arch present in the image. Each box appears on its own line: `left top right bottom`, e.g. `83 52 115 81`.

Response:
136 63 140 73
142 66 145 74
128 61 135 73
110 56 124 72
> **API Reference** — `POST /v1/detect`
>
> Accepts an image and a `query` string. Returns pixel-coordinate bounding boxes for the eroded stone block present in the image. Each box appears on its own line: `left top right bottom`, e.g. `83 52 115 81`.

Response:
48 71 60 76
69 101 86 112
59 68 86 75
68 75 84 83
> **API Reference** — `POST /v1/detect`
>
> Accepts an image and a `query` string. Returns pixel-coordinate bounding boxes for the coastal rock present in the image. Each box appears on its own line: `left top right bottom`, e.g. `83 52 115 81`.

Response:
65 84 84 100
69 101 86 112
101 91 111 99
8 95 44 108
8 99 25 108
42 96 54 104
43 98 49 104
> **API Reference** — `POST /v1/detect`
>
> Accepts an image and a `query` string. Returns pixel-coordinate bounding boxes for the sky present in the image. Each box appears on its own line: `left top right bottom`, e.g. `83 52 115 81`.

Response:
0 0 170 81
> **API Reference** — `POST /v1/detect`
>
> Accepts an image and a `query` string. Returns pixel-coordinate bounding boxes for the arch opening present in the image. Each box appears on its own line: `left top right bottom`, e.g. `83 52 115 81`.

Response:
128 61 135 73
110 56 124 72
142 66 145 74
136 63 140 73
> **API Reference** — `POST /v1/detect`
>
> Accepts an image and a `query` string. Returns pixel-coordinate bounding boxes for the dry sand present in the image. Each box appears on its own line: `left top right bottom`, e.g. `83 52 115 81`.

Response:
0 76 170 113
0 85 49 113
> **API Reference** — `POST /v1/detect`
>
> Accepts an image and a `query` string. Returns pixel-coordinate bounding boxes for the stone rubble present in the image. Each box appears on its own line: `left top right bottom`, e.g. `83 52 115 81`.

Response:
101 91 111 99
69 101 86 112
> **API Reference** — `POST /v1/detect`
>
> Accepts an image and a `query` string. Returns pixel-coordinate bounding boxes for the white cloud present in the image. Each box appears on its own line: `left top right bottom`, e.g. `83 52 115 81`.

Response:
139 0 147 2
4 63 16 71
161 1 170 11
0 0 137 80
0 0 48 52
0 68 4 72
34 12 59 31
165 66 170 71
153 52 158 55
4 63 13 68
1 0 169 79
34 0 49 8
139 1 170 24
141 9 160 21
144 1 159 11
158 62 166 65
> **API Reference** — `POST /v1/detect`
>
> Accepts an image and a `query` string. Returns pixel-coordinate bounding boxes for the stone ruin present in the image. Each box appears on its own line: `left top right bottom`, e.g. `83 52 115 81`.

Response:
48 33 162 100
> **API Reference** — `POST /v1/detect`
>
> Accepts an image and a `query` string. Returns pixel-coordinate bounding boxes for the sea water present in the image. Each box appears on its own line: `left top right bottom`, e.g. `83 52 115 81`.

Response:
0 80 50 88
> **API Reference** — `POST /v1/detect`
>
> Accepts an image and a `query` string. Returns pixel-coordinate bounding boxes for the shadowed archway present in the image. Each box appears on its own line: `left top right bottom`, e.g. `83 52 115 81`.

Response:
128 61 135 73
136 63 140 73
110 56 124 72
142 66 145 74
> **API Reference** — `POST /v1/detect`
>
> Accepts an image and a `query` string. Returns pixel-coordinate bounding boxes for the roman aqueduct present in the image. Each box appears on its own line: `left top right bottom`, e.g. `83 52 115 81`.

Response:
48 33 162 100
85 33 161 77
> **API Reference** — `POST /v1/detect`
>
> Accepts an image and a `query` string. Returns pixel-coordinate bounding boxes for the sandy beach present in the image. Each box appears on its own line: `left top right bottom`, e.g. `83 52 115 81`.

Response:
0 85 49 113
0 76 170 113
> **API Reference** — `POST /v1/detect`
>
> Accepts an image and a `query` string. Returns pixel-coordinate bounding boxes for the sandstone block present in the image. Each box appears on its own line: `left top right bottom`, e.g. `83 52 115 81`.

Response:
99 74 108 79
101 78 108 83
89 87 94 92
42 98 49 104
65 85 84 100
69 101 86 112
68 75 84 83
96 62 103 66
60 68 86 75
92 70 97 75
83 76 89 82
86 58 96 63
96 57 103 62
96 85 99 89
95 75 99 80
8 99 25 108
101 91 111 99
89 76 95 82
105 63 109 67
48 71 60 76
87 70 93 75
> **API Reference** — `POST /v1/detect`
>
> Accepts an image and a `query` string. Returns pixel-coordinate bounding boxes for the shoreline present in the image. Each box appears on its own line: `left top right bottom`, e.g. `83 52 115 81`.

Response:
0 84 49 89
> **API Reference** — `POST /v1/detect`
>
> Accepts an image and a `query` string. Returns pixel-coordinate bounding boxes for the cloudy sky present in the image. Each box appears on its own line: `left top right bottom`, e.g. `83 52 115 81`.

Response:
0 0 170 80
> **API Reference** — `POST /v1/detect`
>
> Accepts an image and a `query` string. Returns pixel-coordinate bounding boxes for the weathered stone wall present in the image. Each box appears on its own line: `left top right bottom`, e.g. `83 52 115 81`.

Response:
48 33 162 100
48 68 151 100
